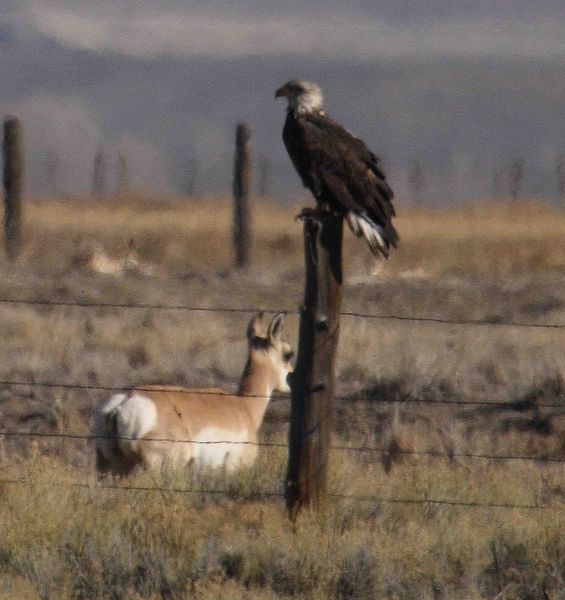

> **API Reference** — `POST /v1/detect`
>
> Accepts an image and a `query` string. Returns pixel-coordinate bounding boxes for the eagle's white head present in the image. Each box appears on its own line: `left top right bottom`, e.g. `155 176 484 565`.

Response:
275 79 324 115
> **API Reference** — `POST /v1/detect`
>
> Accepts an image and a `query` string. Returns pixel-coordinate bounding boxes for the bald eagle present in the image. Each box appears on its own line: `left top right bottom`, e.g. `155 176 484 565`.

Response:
275 79 398 259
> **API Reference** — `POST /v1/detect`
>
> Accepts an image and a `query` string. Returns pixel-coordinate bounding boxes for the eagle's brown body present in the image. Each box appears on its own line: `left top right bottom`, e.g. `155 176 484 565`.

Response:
276 79 398 258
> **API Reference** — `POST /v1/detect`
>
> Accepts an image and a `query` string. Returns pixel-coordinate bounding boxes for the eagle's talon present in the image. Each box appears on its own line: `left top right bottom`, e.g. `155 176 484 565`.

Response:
295 207 329 222
295 207 318 222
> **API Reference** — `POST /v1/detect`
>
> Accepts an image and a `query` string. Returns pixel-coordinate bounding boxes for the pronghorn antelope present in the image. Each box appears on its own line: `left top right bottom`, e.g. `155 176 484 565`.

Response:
73 238 155 276
93 312 293 477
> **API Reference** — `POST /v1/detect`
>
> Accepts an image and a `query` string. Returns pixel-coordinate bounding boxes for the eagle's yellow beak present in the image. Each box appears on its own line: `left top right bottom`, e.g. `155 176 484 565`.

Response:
275 85 288 99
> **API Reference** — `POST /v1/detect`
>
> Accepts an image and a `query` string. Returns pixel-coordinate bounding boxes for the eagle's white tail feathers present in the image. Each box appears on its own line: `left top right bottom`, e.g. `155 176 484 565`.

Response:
346 211 389 258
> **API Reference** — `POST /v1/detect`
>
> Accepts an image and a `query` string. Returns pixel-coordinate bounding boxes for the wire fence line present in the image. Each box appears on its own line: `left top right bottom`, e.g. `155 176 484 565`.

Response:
0 429 283 448
1 378 562 408
1 429 563 464
0 477 560 511
2 295 565 330
1 296 564 512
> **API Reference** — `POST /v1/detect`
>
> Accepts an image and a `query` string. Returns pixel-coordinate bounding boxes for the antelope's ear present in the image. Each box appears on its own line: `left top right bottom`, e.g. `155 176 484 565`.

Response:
247 312 266 340
268 312 286 342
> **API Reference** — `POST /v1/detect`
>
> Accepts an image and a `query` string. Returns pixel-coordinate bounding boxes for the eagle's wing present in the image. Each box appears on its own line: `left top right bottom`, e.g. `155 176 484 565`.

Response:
300 113 395 224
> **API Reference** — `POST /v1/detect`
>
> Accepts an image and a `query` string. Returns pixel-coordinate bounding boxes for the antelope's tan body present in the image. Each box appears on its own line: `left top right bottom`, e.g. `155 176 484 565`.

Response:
93 313 292 477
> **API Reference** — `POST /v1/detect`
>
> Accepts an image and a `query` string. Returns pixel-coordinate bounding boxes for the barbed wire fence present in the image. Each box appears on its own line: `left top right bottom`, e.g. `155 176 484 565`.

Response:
0 477 560 512
0 428 563 464
3 295 565 329
0 294 563 512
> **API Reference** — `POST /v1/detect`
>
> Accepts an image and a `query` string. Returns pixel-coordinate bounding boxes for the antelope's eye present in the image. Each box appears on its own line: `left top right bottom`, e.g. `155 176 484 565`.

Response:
284 351 294 362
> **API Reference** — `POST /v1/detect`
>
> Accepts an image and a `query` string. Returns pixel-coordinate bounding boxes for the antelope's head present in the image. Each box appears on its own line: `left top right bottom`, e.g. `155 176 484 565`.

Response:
247 312 294 394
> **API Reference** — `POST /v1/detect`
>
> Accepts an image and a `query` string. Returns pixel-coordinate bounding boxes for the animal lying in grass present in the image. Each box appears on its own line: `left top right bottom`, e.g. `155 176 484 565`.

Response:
93 312 293 477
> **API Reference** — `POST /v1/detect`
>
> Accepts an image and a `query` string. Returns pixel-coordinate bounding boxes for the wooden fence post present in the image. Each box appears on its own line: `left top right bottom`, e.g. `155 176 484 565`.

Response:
115 152 130 196
285 213 343 520
92 148 107 200
232 123 252 268
3 117 23 262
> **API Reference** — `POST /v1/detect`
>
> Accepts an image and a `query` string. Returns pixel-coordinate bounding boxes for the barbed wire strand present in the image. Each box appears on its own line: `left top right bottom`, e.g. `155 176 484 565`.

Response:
0 429 287 448
330 445 565 463
0 478 560 511
1 430 563 463
2 295 565 330
0 379 561 408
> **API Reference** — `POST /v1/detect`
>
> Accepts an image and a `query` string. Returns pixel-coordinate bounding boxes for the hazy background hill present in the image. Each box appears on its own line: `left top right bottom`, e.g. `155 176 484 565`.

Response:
1 1 565 203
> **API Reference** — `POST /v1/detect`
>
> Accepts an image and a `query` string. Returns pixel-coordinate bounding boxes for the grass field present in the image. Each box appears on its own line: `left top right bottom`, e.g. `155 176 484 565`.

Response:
0 196 563 599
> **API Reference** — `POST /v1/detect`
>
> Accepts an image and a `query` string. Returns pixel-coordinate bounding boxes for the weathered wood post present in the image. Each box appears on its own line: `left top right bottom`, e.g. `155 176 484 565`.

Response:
285 213 343 520
91 148 107 200
232 123 252 268
184 158 200 198
3 117 23 262
509 158 524 202
115 152 130 196
556 153 564 205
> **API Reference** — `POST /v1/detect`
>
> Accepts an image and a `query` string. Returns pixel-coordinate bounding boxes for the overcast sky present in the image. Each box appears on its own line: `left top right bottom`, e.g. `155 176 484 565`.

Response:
1 1 565 202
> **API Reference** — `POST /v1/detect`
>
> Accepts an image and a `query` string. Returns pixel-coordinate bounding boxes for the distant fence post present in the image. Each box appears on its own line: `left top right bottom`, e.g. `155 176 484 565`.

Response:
285 213 343 520
556 153 564 205
509 158 524 202
91 148 107 200
115 152 130 196
232 123 252 268
184 158 200 198
257 153 271 198
3 117 23 262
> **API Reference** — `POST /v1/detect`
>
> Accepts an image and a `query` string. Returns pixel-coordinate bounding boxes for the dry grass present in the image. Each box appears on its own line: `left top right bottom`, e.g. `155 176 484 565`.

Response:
0 196 564 598
15 196 565 277
0 446 562 599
